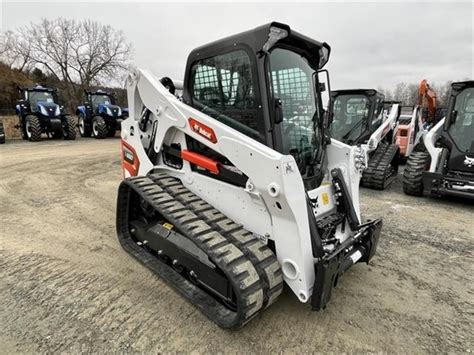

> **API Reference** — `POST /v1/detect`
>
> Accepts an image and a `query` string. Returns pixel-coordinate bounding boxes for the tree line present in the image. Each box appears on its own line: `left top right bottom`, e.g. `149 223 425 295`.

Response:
377 81 453 107
0 18 132 112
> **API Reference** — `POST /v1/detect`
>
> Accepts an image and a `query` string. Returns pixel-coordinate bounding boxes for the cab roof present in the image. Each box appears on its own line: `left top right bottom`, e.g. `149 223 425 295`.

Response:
187 22 331 70
331 89 382 98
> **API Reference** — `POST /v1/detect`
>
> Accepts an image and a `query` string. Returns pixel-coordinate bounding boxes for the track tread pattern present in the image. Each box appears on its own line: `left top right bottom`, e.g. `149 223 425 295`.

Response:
117 175 282 328
362 143 399 190
149 173 283 308
402 151 430 196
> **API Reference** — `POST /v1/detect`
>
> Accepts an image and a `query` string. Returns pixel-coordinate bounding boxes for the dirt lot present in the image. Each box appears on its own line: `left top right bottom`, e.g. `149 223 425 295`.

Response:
1 138 472 353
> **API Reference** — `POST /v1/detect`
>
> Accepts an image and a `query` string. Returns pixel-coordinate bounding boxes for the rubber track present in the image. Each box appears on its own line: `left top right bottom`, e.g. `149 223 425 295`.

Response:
402 151 430 196
117 176 268 329
149 173 284 308
362 143 399 190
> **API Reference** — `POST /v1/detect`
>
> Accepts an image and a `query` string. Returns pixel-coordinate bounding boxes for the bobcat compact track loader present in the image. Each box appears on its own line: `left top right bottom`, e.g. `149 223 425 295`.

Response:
403 81 474 199
116 22 382 329
329 89 400 189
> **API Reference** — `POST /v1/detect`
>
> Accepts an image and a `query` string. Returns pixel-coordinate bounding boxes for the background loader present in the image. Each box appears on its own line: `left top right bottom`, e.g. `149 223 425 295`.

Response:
116 22 383 329
395 80 442 160
76 90 128 138
15 85 76 142
403 81 474 198
329 89 400 189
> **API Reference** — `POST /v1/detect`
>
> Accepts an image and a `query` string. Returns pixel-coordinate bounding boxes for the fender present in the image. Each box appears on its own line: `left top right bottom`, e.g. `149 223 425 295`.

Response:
76 106 87 116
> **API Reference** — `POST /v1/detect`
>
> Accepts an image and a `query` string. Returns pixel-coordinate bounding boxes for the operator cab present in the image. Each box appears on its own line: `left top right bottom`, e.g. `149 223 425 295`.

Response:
329 89 385 145
182 22 331 188
443 81 474 172
87 90 114 111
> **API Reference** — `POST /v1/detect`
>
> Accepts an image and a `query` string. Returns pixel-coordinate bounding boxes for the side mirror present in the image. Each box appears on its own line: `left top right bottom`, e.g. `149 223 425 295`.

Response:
318 82 326 92
274 98 283 124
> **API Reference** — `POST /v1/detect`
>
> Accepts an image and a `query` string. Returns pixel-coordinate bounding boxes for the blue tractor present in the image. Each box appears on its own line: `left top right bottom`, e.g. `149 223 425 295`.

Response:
15 85 76 142
76 90 128 139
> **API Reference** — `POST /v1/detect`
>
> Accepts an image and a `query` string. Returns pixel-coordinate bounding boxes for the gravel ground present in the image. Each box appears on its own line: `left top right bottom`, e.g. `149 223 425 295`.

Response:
1 138 472 353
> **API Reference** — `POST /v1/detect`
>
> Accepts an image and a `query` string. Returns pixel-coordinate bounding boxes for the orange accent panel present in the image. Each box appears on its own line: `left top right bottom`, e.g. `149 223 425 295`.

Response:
182 150 219 174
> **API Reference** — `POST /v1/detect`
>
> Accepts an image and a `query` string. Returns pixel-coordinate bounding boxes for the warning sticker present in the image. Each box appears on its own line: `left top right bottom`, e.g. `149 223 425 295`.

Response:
163 223 174 230
322 192 330 205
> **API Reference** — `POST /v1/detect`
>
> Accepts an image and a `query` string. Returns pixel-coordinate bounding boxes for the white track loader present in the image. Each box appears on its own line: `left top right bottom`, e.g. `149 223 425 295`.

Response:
329 89 401 189
116 22 382 329
403 81 474 198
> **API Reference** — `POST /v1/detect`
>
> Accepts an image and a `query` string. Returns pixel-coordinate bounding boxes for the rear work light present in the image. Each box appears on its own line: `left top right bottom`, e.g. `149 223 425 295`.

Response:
121 139 140 177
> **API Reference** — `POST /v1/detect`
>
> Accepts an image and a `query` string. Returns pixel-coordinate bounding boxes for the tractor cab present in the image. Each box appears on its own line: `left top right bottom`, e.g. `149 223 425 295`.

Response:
85 90 122 117
443 81 474 174
329 89 385 145
182 22 332 188
18 85 60 118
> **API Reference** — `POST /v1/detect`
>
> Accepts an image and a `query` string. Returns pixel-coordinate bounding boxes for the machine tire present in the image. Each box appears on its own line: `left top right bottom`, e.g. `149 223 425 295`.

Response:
92 116 107 139
78 113 92 137
403 151 431 196
25 115 42 142
0 121 5 144
63 115 77 140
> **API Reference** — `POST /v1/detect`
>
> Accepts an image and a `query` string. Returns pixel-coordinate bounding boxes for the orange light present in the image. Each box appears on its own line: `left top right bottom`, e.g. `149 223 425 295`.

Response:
121 139 140 177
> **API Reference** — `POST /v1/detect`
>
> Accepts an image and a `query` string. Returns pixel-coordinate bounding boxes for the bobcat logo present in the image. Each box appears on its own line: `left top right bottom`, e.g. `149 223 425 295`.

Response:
464 156 474 168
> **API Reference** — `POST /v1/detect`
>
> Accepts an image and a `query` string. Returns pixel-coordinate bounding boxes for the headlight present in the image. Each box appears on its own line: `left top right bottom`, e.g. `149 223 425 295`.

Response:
39 105 48 116
105 106 113 116
354 146 367 171
117 107 122 116
55 105 61 116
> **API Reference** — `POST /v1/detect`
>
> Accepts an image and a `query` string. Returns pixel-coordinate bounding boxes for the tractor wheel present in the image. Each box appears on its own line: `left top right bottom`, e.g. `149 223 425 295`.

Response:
0 121 5 144
78 113 92 137
25 115 42 142
63 115 77 140
403 151 431 196
92 116 107 139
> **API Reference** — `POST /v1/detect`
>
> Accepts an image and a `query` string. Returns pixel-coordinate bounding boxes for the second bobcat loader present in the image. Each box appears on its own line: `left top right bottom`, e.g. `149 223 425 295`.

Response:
330 89 401 189
116 22 382 329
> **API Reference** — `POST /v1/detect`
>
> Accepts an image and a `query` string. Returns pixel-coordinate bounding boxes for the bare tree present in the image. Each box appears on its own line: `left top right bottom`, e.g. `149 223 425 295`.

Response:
1 18 132 106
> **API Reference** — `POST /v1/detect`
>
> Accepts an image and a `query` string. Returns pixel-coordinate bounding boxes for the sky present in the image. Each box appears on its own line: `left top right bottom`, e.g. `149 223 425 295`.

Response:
0 1 472 91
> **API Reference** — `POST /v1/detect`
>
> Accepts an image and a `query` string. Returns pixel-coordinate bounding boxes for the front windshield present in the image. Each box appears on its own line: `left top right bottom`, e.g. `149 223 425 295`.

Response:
330 94 370 142
29 91 54 108
269 47 318 163
448 87 474 152
91 94 111 108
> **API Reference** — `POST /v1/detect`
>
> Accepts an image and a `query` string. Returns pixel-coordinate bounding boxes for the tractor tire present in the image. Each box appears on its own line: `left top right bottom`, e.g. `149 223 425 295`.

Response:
78 113 92 137
62 115 77 140
25 115 42 142
0 121 5 144
403 151 431 196
92 116 107 139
